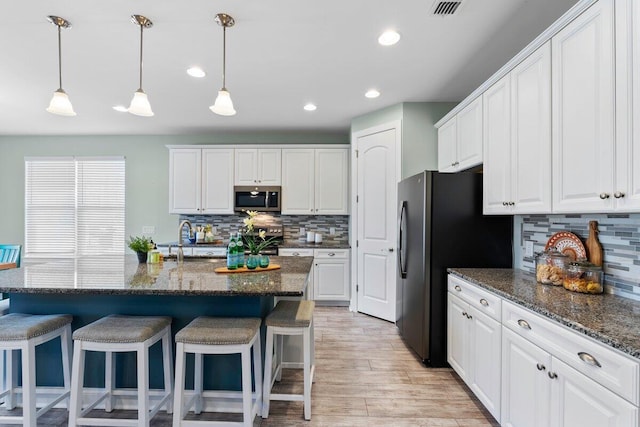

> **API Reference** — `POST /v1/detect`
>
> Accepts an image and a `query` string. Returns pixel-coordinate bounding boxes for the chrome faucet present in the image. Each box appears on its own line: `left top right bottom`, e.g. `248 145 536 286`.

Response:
177 220 193 262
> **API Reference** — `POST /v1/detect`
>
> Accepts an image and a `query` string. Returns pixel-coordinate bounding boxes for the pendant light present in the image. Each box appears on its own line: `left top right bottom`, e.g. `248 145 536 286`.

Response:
46 16 76 116
128 15 154 117
210 13 236 116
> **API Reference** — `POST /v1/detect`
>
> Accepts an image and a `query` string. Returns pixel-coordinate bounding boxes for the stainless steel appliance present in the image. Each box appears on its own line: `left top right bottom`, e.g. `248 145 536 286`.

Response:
396 171 512 366
234 186 281 212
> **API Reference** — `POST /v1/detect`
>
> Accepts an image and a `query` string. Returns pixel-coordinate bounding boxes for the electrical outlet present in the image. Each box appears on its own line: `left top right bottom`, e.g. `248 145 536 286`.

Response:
525 241 534 257
329 227 336 235
142 226 155 235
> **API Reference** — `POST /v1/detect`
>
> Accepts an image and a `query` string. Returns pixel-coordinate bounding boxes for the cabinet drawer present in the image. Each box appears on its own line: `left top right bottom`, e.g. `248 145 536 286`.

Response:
279 248 314 257
502 300 640 405
314 249 349 259
448 275 501 321
192 247 226 257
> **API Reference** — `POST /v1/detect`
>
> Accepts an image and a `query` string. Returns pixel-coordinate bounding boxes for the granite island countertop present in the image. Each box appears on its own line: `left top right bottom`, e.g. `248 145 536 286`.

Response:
448 268 640 360
0 255 313 297
158 240 351 249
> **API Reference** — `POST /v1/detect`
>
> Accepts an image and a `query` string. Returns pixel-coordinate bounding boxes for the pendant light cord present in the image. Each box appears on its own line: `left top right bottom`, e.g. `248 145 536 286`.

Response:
221 25 226 89
57 24 63 90
138 24 144 91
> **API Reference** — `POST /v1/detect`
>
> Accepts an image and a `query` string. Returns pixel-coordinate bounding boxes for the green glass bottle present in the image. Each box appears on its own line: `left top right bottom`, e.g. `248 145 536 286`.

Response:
226 234 237 270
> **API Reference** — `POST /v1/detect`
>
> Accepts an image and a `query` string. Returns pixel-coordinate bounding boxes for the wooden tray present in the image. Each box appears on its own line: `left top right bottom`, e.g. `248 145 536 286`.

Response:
214 264 281 274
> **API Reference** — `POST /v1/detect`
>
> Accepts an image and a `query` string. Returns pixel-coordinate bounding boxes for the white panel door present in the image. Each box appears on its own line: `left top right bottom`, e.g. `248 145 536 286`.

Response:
315 148 349 214
234 149 258 185
257 149 281 185
202 149 234 214
437 118 457 172
314 259 350 301
281 149 315 214
552 0 615 212
456 97 483 171
511 41 552 214
169 149 201 214
501 327 552 427
355 125 398 322
482 74 511 214
468 306 502 422
447 293 469 381
551 358 638 427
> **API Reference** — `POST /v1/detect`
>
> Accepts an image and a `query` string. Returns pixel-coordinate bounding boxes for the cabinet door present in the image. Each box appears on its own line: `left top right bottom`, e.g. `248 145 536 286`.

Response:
234 149 258 185
456 97 483 171
552 0 615 213
438 118 457 172
281 149 315 214
511 41 552 214
468 306 502 422
202 149 234 214
169 149 201 214
315 149 349 214
550 358 638 427
447 292 469 381
313 258 349 301
482 74 512 214
257 149 281 185
501 327 552 427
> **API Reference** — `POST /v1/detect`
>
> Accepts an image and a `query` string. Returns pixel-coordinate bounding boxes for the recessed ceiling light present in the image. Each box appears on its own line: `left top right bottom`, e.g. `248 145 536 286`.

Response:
187 66 206 78
365 89 381 99
378 30 400 46
303 103 317 111
112 105 128 112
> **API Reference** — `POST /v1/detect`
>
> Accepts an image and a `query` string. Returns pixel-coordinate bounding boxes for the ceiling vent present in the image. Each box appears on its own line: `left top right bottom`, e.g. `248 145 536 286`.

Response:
431 1 463 16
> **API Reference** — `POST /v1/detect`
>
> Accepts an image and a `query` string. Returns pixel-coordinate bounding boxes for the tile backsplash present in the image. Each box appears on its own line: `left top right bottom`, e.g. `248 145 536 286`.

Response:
178 214 349 243
515 214 640 300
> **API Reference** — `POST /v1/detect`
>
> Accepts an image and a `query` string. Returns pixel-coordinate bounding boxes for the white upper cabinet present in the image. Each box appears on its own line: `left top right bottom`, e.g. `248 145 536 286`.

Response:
169 148 234 214
281 148 349 215
234 148 281 185
438 97 483 173
483 42 551 215
552 0 616 213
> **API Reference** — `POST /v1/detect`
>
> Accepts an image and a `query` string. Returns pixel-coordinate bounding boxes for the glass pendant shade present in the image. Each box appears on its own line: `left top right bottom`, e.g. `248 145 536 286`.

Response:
46 89 76 116
210 89 236 116
128 89 154 117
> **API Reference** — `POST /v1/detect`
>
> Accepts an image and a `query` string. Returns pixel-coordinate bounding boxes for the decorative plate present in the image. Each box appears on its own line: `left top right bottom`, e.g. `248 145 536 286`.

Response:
545 232 587 261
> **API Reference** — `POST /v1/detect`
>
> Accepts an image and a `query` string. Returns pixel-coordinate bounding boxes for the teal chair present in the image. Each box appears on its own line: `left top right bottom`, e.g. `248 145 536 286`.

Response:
0 244 21 268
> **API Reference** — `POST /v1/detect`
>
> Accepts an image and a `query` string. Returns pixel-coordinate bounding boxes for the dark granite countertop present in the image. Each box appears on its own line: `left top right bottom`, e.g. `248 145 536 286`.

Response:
0 255 312 297
157 240 351 250
448 268 640 360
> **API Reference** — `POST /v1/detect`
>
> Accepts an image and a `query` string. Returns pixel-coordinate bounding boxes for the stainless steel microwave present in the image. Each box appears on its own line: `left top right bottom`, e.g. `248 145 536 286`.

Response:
234 186 281 212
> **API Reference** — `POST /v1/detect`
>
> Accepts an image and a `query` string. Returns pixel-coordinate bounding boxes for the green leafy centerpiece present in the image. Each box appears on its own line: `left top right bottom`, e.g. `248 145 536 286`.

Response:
242 210 278 269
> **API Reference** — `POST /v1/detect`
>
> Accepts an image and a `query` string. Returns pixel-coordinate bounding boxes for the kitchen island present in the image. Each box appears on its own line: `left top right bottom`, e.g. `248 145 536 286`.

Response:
0 255 313 390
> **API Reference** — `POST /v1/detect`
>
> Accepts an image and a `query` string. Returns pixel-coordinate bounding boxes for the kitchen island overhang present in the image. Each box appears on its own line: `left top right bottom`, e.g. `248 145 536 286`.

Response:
0 255 313 391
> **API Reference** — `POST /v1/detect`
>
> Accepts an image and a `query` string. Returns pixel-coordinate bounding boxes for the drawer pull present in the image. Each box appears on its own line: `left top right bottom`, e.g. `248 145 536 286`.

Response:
328 253 336 256
479 298 489 307
454 285 462 292
536 363 546 371
517 319 531 330
548 372 558 379
292 252 300 256
578 352 602 368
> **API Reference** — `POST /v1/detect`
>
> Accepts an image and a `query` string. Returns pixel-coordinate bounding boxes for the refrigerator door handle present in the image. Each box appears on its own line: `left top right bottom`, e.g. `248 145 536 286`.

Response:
398 201 408 278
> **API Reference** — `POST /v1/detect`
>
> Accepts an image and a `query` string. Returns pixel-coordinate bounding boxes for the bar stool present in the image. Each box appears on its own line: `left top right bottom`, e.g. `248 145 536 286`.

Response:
0 313 72 427
262 300 315 420
68 315 173 427
172 317 262 427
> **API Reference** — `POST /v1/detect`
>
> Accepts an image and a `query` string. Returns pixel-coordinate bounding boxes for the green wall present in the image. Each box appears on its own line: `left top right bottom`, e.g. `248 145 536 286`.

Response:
0 133 346 249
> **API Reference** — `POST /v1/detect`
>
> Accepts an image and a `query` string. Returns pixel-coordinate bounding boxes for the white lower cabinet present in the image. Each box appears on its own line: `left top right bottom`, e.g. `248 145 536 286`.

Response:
448 274 640 427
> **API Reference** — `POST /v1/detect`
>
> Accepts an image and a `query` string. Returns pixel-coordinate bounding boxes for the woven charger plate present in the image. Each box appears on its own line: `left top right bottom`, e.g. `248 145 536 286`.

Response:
545 232 586 261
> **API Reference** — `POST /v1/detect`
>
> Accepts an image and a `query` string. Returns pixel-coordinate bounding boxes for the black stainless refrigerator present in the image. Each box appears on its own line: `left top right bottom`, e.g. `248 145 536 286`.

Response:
396 171 512 366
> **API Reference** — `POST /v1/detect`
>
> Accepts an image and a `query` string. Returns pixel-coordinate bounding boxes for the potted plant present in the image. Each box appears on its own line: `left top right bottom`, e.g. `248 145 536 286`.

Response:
242 211 278 269
128 235 152 263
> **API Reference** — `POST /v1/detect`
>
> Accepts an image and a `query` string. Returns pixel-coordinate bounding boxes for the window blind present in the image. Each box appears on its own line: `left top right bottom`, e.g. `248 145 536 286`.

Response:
25 157 125 258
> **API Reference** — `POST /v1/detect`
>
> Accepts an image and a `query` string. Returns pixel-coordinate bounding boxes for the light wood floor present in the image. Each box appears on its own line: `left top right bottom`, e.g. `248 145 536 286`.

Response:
0 306 498 426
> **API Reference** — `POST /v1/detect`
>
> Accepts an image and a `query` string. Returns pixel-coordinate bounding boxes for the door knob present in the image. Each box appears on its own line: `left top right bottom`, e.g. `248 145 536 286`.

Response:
388 248 394 252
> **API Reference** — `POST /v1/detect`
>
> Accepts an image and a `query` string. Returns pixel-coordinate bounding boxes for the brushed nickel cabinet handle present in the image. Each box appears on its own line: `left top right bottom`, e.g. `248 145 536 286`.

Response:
599 192 610 199
517 319 531 330
548 372 557 379
462 311 467 317
292 252 300 256
614 191 625 199
328 253 335 256
480 298 489 307
454 285 462 292
578 352 602 368
536 363 546 371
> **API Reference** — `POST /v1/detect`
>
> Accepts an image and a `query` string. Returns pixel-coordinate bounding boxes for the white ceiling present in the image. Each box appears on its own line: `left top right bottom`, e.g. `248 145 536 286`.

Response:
0 0 578 136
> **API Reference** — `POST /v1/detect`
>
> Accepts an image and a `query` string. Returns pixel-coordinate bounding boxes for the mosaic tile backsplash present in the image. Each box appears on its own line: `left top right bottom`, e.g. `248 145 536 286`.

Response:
515 214 640 300
178 214 349 243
